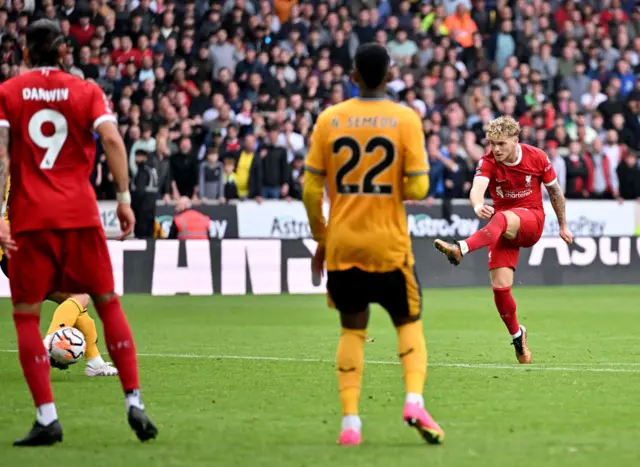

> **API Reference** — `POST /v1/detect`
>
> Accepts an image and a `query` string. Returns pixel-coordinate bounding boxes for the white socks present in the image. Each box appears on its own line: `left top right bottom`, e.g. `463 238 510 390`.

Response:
406 393 424 408
37 403 58 426
341 415 362 432
125 389 145 411
512 327 523 339
86 355 106 368
459 240 469 255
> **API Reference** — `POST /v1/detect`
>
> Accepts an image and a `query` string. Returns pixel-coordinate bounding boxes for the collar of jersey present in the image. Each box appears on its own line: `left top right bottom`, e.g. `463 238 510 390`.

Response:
355 96 389 101
31 66 59 72
502 144 522 167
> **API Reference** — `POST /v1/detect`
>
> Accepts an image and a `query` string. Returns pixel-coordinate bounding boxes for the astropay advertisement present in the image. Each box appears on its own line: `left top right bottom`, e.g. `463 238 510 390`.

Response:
236 200 330 239
542 200 636 237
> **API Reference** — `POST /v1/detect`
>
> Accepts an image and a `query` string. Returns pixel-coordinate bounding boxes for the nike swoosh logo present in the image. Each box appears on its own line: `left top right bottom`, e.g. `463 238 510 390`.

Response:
398 348 414 359
338 367 357 373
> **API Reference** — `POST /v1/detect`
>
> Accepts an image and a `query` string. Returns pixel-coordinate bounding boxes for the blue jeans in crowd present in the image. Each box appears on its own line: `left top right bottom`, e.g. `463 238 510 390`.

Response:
261 186 281 199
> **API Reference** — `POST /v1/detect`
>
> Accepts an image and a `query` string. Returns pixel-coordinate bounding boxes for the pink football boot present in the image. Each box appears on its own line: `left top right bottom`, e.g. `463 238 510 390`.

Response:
337 428 361 446
403 402 445 444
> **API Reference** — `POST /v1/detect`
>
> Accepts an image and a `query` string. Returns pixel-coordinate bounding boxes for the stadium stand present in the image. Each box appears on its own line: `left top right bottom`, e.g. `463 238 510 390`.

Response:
1 0 640 210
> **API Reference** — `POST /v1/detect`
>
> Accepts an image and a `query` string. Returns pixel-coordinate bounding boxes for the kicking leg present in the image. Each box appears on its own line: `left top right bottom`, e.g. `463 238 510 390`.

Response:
13 302 63 447
336 309 368 446
434 210 520 265
92 292 157 441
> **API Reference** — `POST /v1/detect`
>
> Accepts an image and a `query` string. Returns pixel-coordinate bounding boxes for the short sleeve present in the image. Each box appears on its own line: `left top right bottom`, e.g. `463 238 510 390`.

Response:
540 153 558 186
88 83 117 131
403 110 429 176
474 155 494 179
304 112 328 176
0 85 10 128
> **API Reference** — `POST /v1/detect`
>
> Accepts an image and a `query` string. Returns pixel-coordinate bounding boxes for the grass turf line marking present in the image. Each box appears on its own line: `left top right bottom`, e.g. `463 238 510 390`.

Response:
1 349 639 373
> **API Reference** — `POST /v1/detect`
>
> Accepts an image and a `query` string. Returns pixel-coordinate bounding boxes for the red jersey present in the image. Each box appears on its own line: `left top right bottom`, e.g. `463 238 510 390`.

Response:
0 67 116 234
475 143 557 212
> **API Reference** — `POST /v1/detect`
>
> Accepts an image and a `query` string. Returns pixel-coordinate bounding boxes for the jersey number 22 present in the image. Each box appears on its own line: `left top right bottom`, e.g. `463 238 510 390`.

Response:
28 109 69 170
333 136 396 195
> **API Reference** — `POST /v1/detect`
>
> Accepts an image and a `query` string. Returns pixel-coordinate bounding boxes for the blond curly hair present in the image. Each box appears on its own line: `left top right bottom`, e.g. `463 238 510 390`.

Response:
485 116 521 141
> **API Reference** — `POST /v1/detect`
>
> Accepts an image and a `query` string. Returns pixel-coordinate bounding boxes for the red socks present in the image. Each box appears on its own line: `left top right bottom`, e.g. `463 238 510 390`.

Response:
94 295 140 392
465 212 508 253
13 312 54 407
493 287 520 335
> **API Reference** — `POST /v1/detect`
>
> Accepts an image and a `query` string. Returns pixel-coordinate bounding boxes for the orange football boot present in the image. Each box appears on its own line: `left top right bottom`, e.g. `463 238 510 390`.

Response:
512 326 532 364
433 239 463 266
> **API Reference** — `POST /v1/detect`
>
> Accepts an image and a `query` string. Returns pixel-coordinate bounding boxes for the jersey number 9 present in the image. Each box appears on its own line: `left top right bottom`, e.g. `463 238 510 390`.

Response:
332 136 396 195
28 109 69 170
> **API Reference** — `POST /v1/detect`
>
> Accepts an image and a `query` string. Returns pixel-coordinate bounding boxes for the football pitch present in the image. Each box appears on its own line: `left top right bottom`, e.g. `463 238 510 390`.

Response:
0 286 639 467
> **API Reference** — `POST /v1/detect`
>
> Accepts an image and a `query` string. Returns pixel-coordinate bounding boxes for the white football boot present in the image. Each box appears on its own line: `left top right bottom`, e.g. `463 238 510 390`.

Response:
85 357 119 377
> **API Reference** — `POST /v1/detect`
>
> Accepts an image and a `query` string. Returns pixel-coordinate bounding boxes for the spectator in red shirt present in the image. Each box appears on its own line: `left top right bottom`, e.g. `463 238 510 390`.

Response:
111 35 142 75
172 67 199 108
600 0 629 30
70 9 96 47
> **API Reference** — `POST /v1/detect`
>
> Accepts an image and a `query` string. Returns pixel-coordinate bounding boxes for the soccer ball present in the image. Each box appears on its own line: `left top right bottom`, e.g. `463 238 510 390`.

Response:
48 327 86 365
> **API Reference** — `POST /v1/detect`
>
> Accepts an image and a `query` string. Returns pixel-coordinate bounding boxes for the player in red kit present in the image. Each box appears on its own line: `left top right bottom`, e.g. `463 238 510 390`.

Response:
433 116 573 364
0 19 157 446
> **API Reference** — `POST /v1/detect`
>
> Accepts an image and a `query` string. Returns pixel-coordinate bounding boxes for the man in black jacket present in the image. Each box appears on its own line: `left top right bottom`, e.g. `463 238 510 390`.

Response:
259 125 290 199
617 150 640 200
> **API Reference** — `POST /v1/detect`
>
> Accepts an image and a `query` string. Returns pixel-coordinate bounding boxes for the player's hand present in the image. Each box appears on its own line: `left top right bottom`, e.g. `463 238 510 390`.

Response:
474 204 495 219
116 203 135 241
0 220 16 257
312 243 326 278
559 226 573 245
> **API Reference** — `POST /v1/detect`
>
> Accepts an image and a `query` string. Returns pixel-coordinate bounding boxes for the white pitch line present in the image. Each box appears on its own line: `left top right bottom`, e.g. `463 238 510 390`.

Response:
1 349 639 374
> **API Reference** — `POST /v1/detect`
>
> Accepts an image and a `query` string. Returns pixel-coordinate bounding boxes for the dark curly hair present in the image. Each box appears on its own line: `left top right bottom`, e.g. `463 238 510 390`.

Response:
26 19 64 68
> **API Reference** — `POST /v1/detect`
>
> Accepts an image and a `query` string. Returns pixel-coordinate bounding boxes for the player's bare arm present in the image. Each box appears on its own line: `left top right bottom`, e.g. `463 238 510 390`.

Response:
302 110 329 278
546 181 573 245
0 126 16 255
469 176 494 219
302 169 327 277
95 120 135 240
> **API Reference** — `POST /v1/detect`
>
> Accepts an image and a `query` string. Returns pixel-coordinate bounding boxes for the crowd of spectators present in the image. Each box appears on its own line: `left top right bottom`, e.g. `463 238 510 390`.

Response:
2 0 640 206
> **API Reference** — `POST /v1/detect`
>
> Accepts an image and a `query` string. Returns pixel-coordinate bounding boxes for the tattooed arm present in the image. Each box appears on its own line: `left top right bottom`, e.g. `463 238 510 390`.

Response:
546 180 573 244
0 126 9 199
0 125 15 255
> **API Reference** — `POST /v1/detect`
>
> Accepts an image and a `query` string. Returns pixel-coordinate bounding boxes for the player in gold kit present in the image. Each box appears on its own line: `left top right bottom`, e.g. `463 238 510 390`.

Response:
303 43 445 446
0 177 118 376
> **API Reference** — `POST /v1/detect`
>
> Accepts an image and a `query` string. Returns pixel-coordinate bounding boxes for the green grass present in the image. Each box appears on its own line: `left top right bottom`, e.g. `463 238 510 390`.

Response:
1 286 639 466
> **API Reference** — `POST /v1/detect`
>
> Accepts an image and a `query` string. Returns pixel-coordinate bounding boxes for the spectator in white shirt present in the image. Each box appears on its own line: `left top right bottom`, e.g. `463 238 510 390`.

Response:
276 120 305 163
543 141 566 199
581 79 607 112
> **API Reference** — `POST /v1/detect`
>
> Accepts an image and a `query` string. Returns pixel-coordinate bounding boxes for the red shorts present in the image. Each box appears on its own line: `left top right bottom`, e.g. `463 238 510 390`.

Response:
8 228 115 305
488 208 544 271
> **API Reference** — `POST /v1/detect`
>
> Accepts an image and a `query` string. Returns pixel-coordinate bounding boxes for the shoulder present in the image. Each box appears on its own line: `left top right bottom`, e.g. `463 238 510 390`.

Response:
521 143 550 166
0 72 27 96
314 105 340 130
395 103 422 125
474 152 495 175
480 151 496 166
75 77 103 96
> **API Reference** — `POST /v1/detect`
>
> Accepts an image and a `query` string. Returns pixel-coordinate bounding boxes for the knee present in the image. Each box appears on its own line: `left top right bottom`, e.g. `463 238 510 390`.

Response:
91 292 117 304
501 211 521 237
13 303 41 315
490 268 513 289
391 314 420 328
339 308 369 330
71 294 91 310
